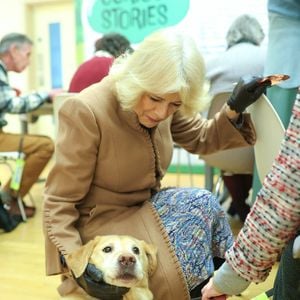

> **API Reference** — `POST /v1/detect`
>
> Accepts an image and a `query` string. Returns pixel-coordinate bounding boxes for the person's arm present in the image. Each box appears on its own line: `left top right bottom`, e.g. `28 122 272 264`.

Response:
224 75 270 123
171 76 267 154
202 93 300 298
44 97 100 255
224 104 240 121
0 79 50 113
201 262 251 299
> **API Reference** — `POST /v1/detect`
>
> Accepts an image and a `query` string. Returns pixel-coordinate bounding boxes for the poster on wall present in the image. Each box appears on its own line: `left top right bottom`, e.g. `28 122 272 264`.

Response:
75 0 268 62
75 0 190 61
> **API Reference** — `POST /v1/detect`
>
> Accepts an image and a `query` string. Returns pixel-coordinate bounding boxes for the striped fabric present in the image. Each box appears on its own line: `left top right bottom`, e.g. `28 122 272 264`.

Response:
0 61 49 127
226 89 300 282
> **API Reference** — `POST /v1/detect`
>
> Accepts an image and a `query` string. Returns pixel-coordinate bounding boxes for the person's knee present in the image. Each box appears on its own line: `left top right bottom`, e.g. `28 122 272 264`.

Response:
37 136 55 158
44 137 55 157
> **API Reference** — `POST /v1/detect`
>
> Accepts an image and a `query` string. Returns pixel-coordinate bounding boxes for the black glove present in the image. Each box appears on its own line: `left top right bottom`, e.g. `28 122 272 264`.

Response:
227 75 270 113
75 263 129 300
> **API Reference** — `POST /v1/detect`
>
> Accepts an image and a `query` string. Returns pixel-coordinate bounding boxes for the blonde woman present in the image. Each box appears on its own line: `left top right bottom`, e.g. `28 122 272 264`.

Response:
43 29 267 299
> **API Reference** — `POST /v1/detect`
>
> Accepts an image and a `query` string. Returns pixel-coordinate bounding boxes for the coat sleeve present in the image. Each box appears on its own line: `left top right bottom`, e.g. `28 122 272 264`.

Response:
171 104 256 155
43 97 100 264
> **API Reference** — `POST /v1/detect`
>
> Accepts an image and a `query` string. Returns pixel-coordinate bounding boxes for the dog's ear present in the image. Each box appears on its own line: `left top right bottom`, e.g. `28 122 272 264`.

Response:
141 241 158 276
65 238 99 278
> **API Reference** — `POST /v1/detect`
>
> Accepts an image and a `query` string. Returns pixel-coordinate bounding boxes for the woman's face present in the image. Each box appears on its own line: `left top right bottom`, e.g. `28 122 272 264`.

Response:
133 92 182 128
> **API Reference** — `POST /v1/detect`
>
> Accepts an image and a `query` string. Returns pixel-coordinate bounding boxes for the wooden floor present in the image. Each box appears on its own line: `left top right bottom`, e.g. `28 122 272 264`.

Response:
0 163 277 300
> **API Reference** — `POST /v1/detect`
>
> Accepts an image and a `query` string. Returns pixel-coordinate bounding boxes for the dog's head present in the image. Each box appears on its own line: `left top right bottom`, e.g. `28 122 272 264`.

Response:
66 235 158 288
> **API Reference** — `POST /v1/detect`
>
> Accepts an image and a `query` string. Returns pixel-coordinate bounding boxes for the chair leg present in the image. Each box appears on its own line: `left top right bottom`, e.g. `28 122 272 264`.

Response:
204 164 214 191
187 152 194 187
17 195 27 222
213 171 230 204
218 185 229 205
214 174 223 196
176 147 182 187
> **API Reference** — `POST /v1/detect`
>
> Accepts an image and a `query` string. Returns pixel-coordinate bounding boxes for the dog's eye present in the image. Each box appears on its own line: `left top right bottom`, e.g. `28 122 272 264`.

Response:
132 247 140 255
102 246 112 253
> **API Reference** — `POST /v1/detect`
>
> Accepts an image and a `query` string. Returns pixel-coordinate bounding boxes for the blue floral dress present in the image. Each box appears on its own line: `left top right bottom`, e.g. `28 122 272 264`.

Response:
151 187 233 290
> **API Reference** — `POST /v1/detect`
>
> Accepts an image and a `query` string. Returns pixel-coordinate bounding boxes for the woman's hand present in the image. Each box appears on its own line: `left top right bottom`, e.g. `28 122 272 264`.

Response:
201 277 227 300
75 263 129 300
227 75 269 113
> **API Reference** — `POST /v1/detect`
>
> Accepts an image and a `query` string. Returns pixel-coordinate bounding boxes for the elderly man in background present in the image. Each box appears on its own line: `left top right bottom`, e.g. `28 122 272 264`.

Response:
0 32 54 219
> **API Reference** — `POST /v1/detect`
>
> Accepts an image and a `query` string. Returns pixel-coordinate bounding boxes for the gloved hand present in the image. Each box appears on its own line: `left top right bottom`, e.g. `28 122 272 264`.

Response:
227 75 270 113
75 263 129 300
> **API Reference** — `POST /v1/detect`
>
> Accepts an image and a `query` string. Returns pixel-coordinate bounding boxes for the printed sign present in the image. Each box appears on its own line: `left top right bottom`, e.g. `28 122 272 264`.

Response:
86 0 190 43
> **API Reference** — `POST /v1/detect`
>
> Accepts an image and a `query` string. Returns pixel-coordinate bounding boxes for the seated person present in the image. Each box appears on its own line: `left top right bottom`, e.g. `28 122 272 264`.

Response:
0 33 55 218
68 32 132 92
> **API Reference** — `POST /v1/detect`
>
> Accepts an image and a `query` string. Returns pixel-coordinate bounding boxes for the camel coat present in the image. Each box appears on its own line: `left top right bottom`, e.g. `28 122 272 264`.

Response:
43 77 256 299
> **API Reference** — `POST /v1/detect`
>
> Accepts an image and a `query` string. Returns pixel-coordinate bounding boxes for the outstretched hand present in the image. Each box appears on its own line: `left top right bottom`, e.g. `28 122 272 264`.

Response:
47 88 65 103
201 277 227 300
227 75 270 113
75 263 129 300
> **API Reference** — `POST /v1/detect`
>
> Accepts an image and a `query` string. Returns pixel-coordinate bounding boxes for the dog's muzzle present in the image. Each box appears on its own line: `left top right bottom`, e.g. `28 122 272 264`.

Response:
116 255 137 280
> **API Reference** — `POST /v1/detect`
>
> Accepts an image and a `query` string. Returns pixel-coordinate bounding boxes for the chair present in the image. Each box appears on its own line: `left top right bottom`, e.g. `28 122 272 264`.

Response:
200 92 254 202
0 151 35 221
247 94 285 184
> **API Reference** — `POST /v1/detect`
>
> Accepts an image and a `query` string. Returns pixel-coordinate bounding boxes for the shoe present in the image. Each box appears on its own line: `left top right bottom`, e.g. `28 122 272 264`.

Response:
8 198 36 218
0 203 22 232
227 202 250 222
227 205 237 217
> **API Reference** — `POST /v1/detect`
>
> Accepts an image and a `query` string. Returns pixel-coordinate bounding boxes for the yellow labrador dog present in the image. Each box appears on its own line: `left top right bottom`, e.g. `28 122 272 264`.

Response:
66 235 158 300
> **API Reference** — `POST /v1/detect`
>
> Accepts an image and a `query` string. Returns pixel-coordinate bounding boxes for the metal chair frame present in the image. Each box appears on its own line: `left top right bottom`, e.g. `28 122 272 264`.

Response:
202 92 254 203
174 144 194 187
0 151 35 221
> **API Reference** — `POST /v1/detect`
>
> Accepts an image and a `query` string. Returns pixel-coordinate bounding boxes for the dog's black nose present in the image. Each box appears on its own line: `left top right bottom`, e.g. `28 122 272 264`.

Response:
118 255 136 267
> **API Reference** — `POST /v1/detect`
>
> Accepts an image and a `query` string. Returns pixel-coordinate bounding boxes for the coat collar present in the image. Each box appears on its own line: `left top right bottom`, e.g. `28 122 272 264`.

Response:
117 106 159 136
